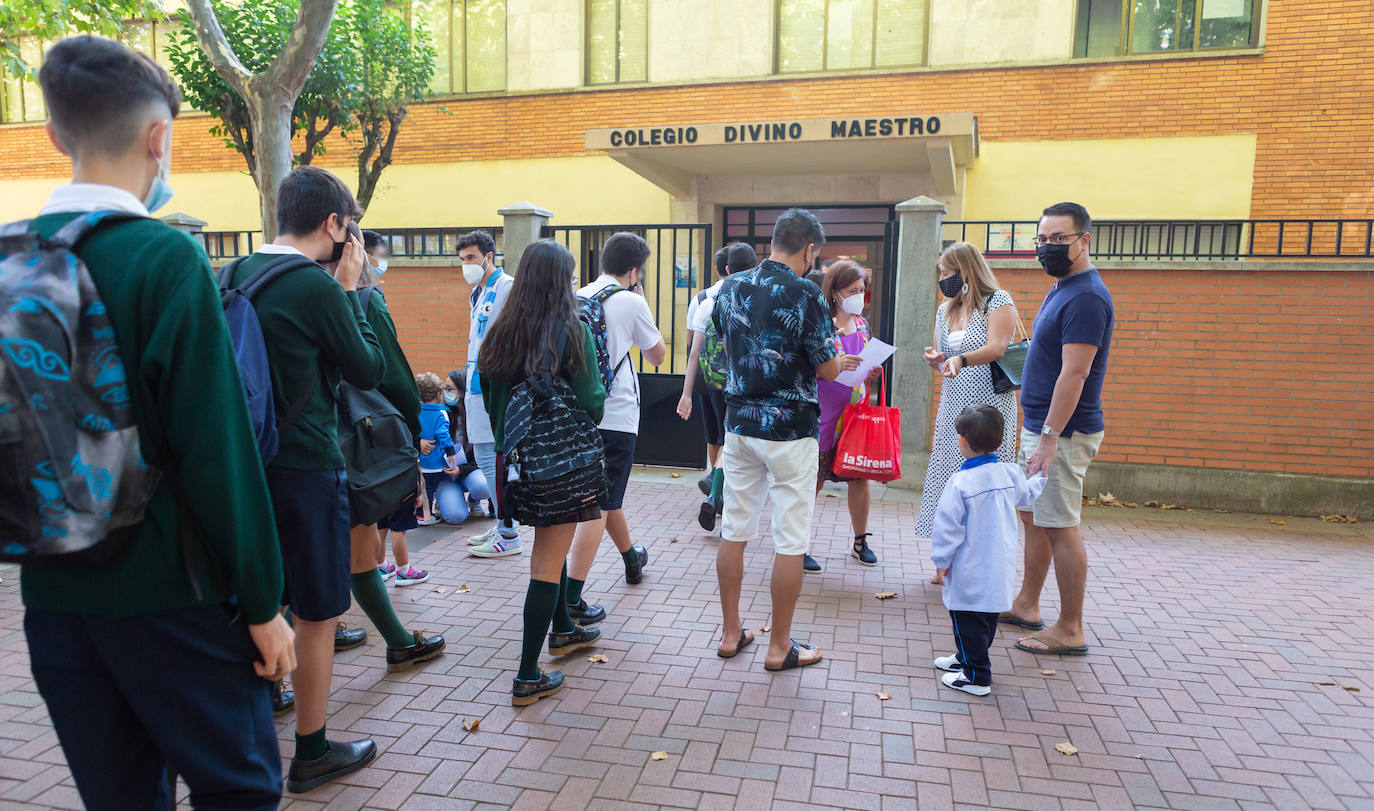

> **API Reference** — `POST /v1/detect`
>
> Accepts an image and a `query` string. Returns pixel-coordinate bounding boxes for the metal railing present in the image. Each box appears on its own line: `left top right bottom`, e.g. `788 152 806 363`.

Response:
543 223 714 376
941 219 1374 260
198 226 503 261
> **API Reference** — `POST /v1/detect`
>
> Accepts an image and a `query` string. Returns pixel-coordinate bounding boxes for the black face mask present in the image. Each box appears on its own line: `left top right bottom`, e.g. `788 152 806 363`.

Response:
326 238 347 264
938 274 964 298
1036 242 1075 278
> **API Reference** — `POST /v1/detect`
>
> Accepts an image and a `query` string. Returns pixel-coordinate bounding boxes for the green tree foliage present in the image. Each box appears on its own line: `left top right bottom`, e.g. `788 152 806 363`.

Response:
0 0 164 76
166 0 434 210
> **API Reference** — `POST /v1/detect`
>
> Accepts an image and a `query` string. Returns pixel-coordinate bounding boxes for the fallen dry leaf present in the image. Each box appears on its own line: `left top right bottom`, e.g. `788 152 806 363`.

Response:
1343 686 1361 692
1214 509 1232 513
761 625 771 632
1145 500 1160 508
587 654 609 664
669 536 679 543
409 596 417 601
461 718 480 732
1317 682 1337 686
823 492 838 498
650 751 668 761
1161 504 1177 510
875 592 897 600
1098 492 1120 506
1321 514 1361 524
1125 502 1139 508
670 472 682 479
1054 742 1079 756
455 584 471 594
877 692 891 700
1136 754 1145 760
434 588 446 594
1269 519 1288 525
1041 669 1057 676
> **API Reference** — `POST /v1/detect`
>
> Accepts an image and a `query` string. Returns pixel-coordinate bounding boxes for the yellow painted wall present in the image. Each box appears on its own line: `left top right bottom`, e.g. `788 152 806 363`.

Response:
963 135 1258 221
0 155 672 230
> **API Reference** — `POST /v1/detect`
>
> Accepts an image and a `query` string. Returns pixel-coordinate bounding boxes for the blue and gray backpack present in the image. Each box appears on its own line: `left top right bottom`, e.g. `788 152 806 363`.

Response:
0 211 160 565
576 284 631 390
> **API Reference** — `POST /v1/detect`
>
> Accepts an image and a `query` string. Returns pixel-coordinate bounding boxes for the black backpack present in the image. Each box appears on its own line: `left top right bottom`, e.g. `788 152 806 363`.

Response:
503 372 603 484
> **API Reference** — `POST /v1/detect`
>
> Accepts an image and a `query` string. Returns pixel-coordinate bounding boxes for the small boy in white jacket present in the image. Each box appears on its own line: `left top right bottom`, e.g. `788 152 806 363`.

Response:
930 405 1046 695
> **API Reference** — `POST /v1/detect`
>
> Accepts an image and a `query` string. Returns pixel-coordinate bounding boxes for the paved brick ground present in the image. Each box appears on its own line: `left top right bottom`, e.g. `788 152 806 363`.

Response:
2 473 1372 810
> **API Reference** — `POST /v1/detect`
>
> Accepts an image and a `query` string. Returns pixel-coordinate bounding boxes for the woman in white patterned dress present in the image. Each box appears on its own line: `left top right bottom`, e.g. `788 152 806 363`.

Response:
915 243 1020 543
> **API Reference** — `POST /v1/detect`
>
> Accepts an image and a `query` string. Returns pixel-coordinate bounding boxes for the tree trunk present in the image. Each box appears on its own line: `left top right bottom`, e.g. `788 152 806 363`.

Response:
245 90 295 239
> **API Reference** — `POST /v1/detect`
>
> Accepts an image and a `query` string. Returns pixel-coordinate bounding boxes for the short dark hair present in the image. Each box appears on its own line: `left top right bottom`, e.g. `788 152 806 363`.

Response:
714 246 730 277
457 230 496 258
277 167 362 237
955 405 1004 455
600 232 651 277
362 229 386 253
1042 202 1092 234
39 36 182 158
772 208 825 255
726 243 757 274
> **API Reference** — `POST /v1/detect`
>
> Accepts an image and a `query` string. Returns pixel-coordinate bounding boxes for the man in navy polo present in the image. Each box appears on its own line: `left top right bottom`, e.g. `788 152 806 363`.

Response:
1003 202 1114 658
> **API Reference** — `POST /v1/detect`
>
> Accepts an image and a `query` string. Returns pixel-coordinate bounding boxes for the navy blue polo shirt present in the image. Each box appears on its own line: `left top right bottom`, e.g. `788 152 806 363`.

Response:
1020 267 1114 437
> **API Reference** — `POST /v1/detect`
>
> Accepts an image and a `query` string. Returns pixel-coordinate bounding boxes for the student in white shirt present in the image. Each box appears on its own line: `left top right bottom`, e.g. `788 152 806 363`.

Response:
930 405 1046 696
565 233 667 623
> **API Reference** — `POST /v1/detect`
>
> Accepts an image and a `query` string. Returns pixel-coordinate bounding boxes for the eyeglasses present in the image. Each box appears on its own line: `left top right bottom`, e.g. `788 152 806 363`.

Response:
1030 232 1084 247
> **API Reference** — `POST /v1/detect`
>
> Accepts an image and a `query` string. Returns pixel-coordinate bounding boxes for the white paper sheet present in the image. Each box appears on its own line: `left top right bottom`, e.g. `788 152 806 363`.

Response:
834 339 896 388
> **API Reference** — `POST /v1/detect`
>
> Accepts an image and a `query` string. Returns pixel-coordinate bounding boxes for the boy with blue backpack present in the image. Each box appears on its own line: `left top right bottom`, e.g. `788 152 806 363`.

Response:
566 233 667 624
2 37 292 808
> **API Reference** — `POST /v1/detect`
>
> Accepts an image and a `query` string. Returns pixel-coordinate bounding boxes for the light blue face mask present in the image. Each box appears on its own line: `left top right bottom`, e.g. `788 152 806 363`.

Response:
142 175 175 214
443 391 459 406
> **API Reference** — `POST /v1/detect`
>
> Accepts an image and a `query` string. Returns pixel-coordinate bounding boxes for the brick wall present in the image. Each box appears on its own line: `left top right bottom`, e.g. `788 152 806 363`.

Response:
374 265 472 380
3 0 1372 218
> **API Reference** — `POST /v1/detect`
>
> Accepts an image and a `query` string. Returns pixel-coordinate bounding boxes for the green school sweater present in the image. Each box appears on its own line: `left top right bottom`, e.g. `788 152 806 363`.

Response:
20 215 284 624
230 252 386 470
364 288 422 444
479 323 606 454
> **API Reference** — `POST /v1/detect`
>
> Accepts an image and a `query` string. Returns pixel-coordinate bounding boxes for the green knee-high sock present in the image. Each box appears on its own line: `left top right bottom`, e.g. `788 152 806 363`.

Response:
350 569 414 649
552 564 576 634
520 579 560 680
709 467 725 500
565 576 585 608
296 727 328 761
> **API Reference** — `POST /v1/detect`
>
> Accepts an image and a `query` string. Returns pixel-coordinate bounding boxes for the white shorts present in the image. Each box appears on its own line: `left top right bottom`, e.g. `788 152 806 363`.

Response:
721 433 819 556
1017 428 1105 528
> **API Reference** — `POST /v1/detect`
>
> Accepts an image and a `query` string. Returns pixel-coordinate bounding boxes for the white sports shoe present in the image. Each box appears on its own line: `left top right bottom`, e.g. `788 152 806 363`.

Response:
467 526 498 546
933 654 962 673
941 670 991 696
469 533 523 558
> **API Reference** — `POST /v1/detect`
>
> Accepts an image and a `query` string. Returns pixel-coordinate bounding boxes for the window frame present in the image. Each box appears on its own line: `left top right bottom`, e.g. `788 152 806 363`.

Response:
771 0 931 75
584 0 649 86
413 0 508 97
1073 0 1264 59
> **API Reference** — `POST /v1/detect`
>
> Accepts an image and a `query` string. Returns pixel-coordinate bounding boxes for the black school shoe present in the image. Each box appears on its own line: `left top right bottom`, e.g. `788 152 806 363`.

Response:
698 498 717 532
568 599 606 625
386 631 446 672
334 623 367 651
624 544 649 585
286 738 377 794
548 625 601 656
512 670 565 706
272 680 295 716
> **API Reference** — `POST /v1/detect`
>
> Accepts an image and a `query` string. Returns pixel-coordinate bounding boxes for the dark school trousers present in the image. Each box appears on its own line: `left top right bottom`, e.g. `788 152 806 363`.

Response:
25 605 281 811
950 610 999 687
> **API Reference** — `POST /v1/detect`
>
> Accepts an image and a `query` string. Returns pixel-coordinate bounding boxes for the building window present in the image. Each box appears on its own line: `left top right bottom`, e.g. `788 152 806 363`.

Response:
776 0 926 74
586 0 647 85
1076 0 1259 58
412 0 506 95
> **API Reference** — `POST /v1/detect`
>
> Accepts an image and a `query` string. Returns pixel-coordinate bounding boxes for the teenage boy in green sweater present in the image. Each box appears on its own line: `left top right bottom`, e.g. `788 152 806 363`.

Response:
18 37 292 809
228 166 388 792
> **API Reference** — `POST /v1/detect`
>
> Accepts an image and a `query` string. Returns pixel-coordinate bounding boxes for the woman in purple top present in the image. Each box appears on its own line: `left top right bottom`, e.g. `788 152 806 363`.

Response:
809 260 882 572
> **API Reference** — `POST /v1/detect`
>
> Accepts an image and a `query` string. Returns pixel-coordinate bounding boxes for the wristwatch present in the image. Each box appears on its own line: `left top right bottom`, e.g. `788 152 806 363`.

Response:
1041 424 1061 438
957 354 967 367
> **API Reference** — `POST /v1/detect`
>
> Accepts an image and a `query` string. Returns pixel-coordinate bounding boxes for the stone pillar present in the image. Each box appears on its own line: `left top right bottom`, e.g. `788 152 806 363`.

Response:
888 195 947 490
497 201 552 273
159 212 207 236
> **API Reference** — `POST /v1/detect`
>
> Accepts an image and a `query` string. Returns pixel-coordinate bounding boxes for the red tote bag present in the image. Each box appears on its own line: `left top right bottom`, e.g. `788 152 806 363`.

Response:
831 369 902 483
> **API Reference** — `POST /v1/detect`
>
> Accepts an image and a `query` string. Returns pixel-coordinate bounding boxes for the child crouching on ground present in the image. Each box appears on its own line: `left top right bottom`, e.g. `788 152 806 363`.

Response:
930 405 1045 695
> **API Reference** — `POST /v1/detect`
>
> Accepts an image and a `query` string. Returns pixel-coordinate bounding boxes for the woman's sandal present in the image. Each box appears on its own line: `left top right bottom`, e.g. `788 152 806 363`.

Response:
716 628 756 659
1014 630 1089 656
763 640 822 671
997 612 1046 631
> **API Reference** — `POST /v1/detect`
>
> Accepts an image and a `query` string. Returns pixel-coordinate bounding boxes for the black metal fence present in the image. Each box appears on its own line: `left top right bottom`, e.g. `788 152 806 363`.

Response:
941 219 1374 260
542 223 714 377
198 226 503 262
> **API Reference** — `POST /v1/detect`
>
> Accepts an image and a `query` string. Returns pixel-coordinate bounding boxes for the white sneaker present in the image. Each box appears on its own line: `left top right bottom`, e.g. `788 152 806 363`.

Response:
933 654 961 673
941 670 991 696
467 526 498 547
417 515 440 526
469 533 523 558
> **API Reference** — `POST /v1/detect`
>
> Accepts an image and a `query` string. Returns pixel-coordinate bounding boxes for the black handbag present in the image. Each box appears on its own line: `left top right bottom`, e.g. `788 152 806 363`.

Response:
989 307 1031 394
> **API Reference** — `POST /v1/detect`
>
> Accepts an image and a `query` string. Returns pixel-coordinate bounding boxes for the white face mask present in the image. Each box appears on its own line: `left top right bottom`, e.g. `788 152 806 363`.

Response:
462 262 485 285
840 292 865 315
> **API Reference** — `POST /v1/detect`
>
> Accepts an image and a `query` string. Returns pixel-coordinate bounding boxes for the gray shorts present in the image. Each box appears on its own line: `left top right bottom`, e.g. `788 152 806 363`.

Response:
1017 428 1105 528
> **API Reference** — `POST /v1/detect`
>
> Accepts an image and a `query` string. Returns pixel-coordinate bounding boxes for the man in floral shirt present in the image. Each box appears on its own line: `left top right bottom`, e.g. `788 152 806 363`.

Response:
709 208 859 671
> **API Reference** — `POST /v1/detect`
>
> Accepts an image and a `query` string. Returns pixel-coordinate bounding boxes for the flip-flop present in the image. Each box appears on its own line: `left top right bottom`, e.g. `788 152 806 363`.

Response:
1014 630 1089 656
764 640 822 671
998 612 1046 631
717 629 755 659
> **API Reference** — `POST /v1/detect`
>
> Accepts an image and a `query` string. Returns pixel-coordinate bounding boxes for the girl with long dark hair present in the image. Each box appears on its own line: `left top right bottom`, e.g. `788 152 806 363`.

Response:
477 239 607 706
